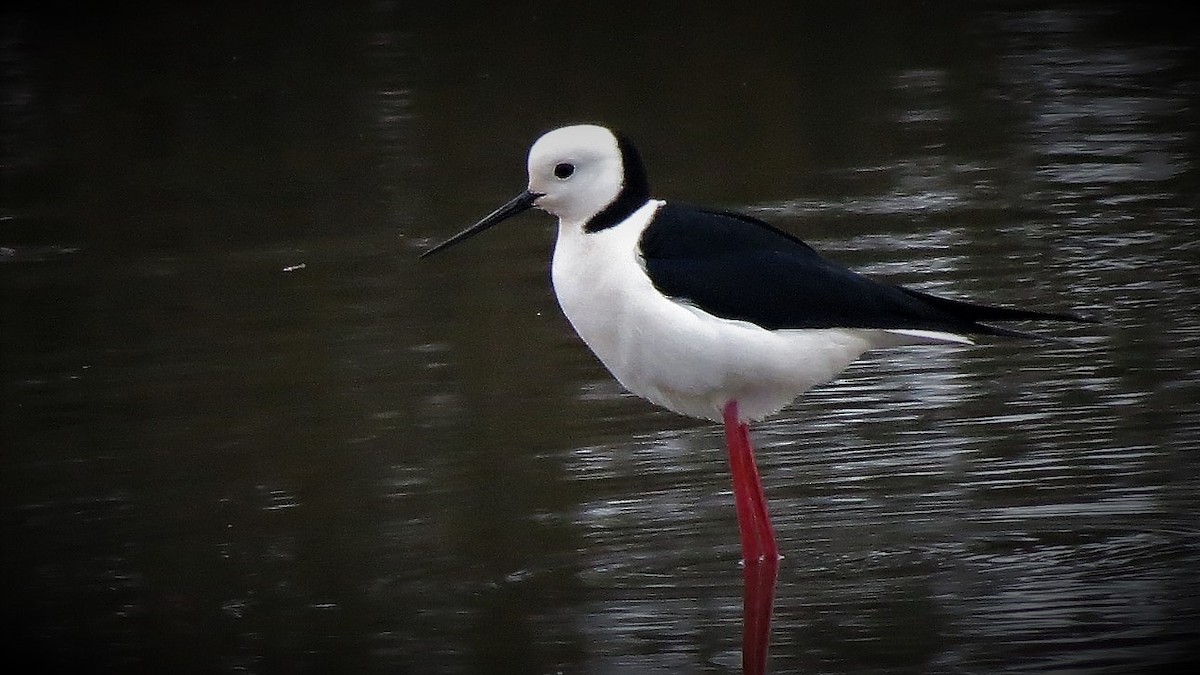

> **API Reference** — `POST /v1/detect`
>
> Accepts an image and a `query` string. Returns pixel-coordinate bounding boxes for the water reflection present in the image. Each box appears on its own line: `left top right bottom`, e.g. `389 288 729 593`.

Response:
3 2 1199 673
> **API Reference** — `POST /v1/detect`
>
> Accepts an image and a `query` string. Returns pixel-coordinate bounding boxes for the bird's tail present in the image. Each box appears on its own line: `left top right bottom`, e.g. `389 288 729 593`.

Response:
900 287 1099 342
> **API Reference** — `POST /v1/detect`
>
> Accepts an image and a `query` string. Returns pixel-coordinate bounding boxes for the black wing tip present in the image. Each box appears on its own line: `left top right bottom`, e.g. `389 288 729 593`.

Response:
970 322 1084 343
970 304 1106 343
998 306 1102 324
900 287 1101 326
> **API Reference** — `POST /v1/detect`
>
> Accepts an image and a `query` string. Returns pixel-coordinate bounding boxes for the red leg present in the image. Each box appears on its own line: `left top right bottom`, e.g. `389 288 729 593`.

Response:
734 417 778 562
742 553 779 675
722 401 779 563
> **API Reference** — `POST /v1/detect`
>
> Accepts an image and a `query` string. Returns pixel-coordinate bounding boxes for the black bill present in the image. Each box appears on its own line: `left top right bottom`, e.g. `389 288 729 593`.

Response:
420 190 542 258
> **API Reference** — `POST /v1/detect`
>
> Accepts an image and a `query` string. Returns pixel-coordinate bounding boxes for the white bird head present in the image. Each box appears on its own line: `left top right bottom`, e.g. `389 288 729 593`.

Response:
527 124 628 224
421 124 649 258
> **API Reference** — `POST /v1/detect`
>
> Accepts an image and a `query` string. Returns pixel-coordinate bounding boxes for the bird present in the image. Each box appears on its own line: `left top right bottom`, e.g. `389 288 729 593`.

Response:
420 124 1094 563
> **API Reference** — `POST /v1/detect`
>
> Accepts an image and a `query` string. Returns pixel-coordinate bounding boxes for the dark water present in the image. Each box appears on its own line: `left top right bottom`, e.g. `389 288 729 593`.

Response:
3 3 1198 673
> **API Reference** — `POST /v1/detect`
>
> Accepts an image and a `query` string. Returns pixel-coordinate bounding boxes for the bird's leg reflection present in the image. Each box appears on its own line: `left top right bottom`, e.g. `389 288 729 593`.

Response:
742 555 780 675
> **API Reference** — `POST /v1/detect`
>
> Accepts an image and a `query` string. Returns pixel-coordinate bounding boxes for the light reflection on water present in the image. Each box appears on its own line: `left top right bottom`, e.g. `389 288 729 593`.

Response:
3 2 1199 673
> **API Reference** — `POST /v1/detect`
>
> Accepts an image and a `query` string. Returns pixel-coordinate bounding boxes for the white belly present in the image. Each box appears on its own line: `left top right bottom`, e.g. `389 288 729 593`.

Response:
550 201 885 422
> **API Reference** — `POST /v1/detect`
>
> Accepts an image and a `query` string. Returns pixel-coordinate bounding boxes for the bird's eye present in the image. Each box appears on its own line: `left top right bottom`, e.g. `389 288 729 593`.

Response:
553 163 575 179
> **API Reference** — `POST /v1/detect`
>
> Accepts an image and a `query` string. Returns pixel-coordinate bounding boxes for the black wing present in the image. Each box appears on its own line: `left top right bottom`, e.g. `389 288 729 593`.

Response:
638 203 1092 338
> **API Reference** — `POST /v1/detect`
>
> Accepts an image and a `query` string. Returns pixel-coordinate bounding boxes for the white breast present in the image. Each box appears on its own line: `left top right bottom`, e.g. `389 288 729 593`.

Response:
550 201 886 422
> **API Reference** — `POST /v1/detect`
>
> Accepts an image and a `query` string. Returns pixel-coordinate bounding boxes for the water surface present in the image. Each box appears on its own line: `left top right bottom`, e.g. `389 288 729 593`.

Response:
3 3 1198 673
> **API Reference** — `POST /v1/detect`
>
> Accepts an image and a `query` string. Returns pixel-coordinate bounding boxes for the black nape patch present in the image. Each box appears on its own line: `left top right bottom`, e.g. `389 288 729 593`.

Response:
584 132 652 233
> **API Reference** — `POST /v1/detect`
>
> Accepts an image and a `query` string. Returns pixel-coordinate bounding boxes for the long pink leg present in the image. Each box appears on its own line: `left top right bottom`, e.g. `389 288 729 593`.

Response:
722 401 779 563
742 552 779 675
